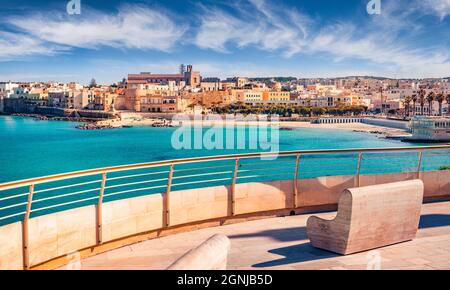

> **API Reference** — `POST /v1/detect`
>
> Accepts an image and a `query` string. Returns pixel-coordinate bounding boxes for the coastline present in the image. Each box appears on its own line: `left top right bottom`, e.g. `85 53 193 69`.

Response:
1 113 411 138
100 117 411 138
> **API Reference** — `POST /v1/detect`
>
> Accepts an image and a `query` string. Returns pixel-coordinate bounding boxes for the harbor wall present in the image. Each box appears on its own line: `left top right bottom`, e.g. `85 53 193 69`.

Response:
313 117 411 131
3 102 116 119
0 221 23 270
1 169 449 269
362 118 410 130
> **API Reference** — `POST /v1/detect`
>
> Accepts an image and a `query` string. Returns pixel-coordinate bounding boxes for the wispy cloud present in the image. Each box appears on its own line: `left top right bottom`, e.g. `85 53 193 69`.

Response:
0 31 65 60
0 0 449 78
7 4 186 51
419 0 450 20
194 0 450 77
195 0 311 57
308 23 450 78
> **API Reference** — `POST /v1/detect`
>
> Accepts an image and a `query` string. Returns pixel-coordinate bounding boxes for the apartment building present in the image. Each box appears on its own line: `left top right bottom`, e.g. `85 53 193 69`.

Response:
139 94 186 113
88 92 117 111
48 90 90 109
262 91 290 102
227 77 249 88
0 81 19 98
201 79 222 91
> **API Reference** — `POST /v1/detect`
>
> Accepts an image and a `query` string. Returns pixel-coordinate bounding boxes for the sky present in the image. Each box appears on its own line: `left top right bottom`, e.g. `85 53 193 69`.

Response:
0 0 449 84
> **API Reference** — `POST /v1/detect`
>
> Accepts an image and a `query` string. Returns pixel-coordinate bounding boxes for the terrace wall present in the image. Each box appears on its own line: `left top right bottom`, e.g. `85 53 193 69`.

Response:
362 118 410 130
1 170 449 269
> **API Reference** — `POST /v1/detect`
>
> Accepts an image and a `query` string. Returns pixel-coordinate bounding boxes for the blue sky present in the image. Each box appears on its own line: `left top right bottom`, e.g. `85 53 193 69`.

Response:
0 0 449 84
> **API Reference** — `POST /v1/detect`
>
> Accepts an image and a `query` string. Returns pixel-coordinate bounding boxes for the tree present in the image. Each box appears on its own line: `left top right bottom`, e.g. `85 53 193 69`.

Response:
403 95 412 118
447 94 450 116
89 78 97 88
435 93 445 116
418 90 426 115
351 106 365 116
312 107 326 116
426 92 435 116
411 94 417 116
387 109 397 115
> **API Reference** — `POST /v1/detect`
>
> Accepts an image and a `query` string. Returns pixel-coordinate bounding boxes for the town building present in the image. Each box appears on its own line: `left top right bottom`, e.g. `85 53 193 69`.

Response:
410 116 450 142
127 65 200 87
262 91 290 102
0 82 19 112
48 90 91 110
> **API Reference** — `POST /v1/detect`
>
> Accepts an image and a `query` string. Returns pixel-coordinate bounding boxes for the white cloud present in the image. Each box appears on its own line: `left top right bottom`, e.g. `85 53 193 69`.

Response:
313 39 450 78
1 0 449 78
195 0 310 57
0 31 64 60
7 4 186 51
418 0 450 20
194 0 450 78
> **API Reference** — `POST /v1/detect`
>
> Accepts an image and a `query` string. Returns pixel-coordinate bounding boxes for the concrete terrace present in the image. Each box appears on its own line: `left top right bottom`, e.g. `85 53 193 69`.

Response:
67 200 450 270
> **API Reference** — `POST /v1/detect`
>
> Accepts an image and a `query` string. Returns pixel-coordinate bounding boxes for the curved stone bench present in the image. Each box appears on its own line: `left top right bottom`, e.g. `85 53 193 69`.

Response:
167 234 231 270
306 179 424 255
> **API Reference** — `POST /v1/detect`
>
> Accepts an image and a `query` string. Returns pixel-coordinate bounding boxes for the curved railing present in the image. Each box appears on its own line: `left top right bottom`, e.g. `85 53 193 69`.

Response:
1 145 450 269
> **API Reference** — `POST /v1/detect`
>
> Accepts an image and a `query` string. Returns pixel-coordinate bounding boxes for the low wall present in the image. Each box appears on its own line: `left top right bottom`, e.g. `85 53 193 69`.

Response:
0 221 23 270
102 194 164 243
362 118 410 130
36 107 116 119
1 170 449 269
34 107 66 117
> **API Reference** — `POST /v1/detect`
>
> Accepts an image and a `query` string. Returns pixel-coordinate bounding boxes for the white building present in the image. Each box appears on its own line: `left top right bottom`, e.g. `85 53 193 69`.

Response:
0 82 19 112
410 116 450 142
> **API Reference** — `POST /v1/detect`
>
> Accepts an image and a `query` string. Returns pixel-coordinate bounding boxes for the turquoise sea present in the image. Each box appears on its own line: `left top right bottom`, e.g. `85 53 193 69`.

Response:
2 115 448 225
0 115 414 182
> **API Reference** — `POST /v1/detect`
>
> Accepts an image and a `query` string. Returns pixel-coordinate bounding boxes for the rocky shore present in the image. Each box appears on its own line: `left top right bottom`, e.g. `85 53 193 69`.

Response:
5 113 411 138
75 123 121 130
11 113 100 123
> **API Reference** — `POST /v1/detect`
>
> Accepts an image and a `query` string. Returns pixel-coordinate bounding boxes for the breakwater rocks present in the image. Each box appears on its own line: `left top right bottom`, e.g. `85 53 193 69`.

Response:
152 121 174 127
353 129 384 135
76 123 120 130
11 113 98 123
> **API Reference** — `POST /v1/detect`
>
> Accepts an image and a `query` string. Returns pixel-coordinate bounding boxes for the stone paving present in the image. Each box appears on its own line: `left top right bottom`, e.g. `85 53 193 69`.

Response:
67 201 450 270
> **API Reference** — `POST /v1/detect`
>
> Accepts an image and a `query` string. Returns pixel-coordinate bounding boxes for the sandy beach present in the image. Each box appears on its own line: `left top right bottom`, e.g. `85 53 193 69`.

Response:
94 115 411 138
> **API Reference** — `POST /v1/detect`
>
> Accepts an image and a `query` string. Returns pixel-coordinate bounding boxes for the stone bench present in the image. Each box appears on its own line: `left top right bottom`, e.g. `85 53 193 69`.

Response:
167 234 231 270
306 179 424 255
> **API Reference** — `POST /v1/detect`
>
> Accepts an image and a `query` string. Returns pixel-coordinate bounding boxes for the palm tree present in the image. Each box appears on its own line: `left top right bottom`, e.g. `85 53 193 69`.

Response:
411 94 418 116
426 92 435 116
418 90 426 115
446 94 450 116
403 95 412 118
435 92 445 116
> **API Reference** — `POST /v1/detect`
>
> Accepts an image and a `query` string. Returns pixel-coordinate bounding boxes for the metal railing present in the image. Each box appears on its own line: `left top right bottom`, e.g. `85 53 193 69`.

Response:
1 145 450 268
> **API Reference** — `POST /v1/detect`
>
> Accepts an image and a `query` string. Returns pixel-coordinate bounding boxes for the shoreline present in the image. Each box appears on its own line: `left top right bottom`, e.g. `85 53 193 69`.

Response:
1 113 411 138
106 117 411 138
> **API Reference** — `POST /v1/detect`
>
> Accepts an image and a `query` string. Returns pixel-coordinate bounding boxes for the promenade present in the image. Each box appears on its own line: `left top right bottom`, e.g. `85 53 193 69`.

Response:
69 201 450 270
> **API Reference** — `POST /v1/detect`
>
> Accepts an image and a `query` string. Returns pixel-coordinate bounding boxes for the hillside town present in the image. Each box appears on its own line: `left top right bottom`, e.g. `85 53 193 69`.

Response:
1 65 450 120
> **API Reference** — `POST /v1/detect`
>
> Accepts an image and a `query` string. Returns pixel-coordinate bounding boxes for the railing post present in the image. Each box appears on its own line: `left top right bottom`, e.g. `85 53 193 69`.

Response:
165 164 174 227
231 158 240 216
22 184 34 270
356 152 363 187
96 172 107 245
293 154 301 209
417 150 423 179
